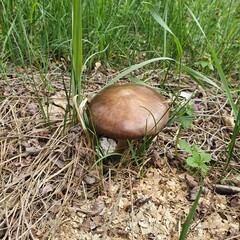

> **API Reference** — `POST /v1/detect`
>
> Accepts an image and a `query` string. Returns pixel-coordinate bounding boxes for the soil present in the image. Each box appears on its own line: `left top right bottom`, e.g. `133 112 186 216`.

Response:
0 63 239 239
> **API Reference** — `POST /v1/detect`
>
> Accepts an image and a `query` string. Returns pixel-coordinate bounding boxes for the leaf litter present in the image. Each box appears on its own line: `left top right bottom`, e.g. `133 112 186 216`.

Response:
0 64 239 239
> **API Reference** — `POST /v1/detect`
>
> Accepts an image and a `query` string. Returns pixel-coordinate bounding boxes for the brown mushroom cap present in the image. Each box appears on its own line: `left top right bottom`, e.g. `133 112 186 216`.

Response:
88 83 170 140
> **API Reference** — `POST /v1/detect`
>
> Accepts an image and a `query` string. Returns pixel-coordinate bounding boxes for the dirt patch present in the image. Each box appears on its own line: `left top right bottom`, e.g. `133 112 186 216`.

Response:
53 167 239 240
0 65 239 239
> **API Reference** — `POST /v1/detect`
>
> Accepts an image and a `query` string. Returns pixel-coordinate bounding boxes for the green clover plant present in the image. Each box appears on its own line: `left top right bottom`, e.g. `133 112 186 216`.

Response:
179 140 211 176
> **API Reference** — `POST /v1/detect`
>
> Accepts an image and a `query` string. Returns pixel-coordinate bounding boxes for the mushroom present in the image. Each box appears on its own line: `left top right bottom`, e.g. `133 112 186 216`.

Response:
87 83 170 155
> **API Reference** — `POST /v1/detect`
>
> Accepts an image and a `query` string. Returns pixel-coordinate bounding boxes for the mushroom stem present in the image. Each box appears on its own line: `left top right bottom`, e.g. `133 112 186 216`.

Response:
109 139 128 161
115 139 128 153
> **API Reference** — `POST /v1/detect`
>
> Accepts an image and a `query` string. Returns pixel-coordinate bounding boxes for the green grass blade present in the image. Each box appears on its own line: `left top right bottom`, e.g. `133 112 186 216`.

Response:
148 6 183 59
104 55 220 92
72 0 83 102
104 57 173 88
223 108 240 173
180 64 221 90
179 180 203 239
187 6 238 118
1 15 17 60
163 0 168 58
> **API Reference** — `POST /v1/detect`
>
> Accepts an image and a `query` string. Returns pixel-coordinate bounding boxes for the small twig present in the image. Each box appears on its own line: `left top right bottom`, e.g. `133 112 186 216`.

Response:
215 184 240 195
225 234 240 240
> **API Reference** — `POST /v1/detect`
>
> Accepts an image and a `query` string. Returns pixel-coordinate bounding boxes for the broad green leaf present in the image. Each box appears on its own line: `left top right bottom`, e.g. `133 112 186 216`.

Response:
180 117 193 129
186 157 198 167
200 164 208 175
192 144 200 156
179 140 192 153
186 103 194 116
201 152 211 163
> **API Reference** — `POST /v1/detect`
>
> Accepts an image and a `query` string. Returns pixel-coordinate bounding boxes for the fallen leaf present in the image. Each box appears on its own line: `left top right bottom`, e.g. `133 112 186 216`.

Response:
230 195 240 208
84 175 96 185
27 103 38 115
41 184 54 196
78 199 105 217
185 174 198 188
138 220 149 228
25 146 41 156
180 91 193 100
189 186 210 201
53 159 65 169
94 61 102 72
99 137 116 154
49 201 62 214
44 91 68 120
223 110 235 130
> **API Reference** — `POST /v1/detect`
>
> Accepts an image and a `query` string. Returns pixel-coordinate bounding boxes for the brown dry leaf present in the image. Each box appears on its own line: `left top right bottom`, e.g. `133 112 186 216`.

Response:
45 91 68 120
84 175 96 185
80 218 91 231
189 186 210 201
196 199 211 216
109 184 120 195
15 65 25 73
79 199 106 217
41 183 54 196
27 103 39 115
94 61 102 72
53 159 65 169
118 197 129 209
49 150 66 168
185 174 198 188
223 171 240 186
90 215 104 230
230 195 240 208
223 110 235 129
199 212 239 238
14 157 33 167
49 201 62 214
91 199 106 216
10 173 31 186
25 146 41 156
109 228 128 238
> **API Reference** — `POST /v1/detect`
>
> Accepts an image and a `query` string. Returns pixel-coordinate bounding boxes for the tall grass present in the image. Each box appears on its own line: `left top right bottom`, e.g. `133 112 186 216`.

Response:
72 0 82 100
0 0 239 76
0 0 71 68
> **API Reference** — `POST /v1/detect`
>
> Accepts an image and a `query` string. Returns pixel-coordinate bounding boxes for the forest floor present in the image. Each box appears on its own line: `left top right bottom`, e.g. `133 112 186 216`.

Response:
0 63 239 239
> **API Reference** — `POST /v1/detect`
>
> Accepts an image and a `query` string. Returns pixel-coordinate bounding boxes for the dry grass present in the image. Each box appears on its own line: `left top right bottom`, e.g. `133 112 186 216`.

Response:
0 100 94 238
0 66 239 239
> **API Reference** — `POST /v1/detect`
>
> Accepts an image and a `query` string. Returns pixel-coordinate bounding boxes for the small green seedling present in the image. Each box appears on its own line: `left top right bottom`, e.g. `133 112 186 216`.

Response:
178 103 195 130
179 140 211 176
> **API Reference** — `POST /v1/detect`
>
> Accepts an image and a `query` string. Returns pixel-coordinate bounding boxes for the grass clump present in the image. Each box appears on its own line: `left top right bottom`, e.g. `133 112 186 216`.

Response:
0 0 239 76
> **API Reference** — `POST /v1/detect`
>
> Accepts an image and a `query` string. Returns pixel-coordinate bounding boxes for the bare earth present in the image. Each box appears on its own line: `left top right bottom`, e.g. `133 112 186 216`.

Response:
0 64 239 239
